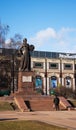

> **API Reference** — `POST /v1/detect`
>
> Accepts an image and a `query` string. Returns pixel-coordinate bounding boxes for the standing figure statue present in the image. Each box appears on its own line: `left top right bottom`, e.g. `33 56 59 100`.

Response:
19 38 34 71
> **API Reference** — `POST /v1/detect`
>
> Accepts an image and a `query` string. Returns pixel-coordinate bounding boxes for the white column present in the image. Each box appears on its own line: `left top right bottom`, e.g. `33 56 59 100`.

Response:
58 78 61 84
73 78 75 90
62 78 64 86
59 77 64 86
31 60 33 68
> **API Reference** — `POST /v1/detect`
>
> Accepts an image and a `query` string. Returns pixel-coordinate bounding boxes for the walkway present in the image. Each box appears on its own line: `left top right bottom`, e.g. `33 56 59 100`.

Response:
0 110 76 129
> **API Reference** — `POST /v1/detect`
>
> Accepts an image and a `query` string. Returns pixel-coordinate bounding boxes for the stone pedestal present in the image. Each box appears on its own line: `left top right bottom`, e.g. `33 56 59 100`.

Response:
18 71 35 93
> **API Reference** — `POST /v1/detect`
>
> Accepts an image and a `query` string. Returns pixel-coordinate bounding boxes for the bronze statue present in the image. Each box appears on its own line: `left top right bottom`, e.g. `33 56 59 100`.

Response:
19 38 34 71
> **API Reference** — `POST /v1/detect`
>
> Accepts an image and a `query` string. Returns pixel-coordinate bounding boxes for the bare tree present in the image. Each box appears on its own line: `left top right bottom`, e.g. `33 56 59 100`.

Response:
0 21 9 48
0 21 22 49
5 33 22 49
12 34 22 49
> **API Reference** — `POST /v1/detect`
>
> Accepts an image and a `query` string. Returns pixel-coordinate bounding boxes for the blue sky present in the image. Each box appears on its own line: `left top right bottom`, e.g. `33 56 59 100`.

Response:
0 0 76 53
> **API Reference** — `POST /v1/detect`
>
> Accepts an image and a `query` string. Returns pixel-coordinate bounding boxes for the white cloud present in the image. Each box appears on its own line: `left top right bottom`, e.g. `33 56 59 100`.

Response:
5 39 12 48
29 27 76 53
36 28 56 39
29 28 56 48
5 39 11 44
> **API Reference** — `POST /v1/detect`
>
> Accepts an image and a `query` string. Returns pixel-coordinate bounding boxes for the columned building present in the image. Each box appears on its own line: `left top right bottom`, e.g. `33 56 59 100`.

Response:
0 48 76 95
31 51 76 95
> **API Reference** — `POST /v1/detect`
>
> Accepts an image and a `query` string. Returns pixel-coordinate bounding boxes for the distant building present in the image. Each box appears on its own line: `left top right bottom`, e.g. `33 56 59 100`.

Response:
0 48 76 95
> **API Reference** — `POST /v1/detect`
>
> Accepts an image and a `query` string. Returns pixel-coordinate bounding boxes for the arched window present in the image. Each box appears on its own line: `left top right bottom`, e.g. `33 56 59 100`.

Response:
50 76 57 88
35 76 42 89
65 76 71 88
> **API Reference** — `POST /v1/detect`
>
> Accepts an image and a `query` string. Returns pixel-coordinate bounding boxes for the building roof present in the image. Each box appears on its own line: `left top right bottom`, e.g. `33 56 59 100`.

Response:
0 48 76 59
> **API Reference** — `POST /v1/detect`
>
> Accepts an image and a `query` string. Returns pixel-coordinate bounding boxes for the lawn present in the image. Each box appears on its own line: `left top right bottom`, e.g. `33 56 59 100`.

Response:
0 120 67 130
0 102 13 111
0 100 75 130
0 101 18 111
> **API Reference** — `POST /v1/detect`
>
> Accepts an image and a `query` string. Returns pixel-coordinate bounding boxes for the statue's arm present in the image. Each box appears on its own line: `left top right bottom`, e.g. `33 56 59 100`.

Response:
19 46 23 55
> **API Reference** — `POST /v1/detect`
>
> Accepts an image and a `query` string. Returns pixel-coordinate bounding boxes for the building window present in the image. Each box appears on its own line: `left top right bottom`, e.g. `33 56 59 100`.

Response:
49 63 58 69
65 76 71 88
35 76 42 89
33 62 43 68
64 63 72 70
50 76 57 88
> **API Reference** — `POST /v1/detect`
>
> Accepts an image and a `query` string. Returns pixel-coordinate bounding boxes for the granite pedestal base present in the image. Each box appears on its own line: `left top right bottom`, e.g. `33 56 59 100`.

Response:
18 71 35 94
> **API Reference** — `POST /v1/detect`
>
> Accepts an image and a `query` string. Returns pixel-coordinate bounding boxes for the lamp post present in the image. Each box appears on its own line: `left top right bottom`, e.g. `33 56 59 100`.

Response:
45 58 47 95
74 58 76 91
12 53 14 93
11 53 14 93
60 58 62 86
11 49 16 93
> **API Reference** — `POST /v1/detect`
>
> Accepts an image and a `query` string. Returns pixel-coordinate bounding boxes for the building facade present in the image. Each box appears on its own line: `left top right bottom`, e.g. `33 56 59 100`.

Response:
0 48 76 95
31 51 76 95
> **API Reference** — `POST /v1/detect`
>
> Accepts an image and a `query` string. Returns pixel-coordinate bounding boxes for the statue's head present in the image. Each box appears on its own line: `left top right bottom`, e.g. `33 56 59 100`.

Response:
23 38 27 43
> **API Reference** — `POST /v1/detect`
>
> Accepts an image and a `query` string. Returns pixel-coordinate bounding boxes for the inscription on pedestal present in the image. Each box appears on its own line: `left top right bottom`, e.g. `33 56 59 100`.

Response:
18 71 35 92
22 76 32 82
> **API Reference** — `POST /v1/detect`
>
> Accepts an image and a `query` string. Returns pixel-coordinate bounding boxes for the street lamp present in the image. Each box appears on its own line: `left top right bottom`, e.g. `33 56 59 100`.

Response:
60 58 62 86
11 49 16 93
45 58 47 95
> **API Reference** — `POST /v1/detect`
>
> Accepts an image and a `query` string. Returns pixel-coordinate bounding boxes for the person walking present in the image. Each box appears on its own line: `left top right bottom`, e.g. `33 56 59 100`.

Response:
53 95 60 111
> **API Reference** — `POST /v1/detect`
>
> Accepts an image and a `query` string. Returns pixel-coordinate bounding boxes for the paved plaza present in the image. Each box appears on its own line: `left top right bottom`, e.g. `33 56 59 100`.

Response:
0 110 76 130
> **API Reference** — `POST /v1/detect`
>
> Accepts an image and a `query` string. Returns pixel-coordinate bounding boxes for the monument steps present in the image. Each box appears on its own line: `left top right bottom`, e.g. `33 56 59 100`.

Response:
0 94 74 111
26 99 53 111
14 95 74 111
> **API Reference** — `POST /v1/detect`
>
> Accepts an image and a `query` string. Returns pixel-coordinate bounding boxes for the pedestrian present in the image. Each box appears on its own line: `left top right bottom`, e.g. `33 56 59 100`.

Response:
53 95 60 111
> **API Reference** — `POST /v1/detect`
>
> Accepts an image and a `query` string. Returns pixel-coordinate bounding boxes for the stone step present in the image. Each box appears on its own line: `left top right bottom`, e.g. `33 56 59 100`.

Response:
28 99 53 111
59 96 72 109
24 96 73 111
13 94 74 111
14 96 29 112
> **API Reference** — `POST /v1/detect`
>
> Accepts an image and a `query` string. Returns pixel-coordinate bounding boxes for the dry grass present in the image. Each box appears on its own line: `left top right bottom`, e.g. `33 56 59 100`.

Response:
0 99 76 111
0 101 14 111
0 120 67 130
